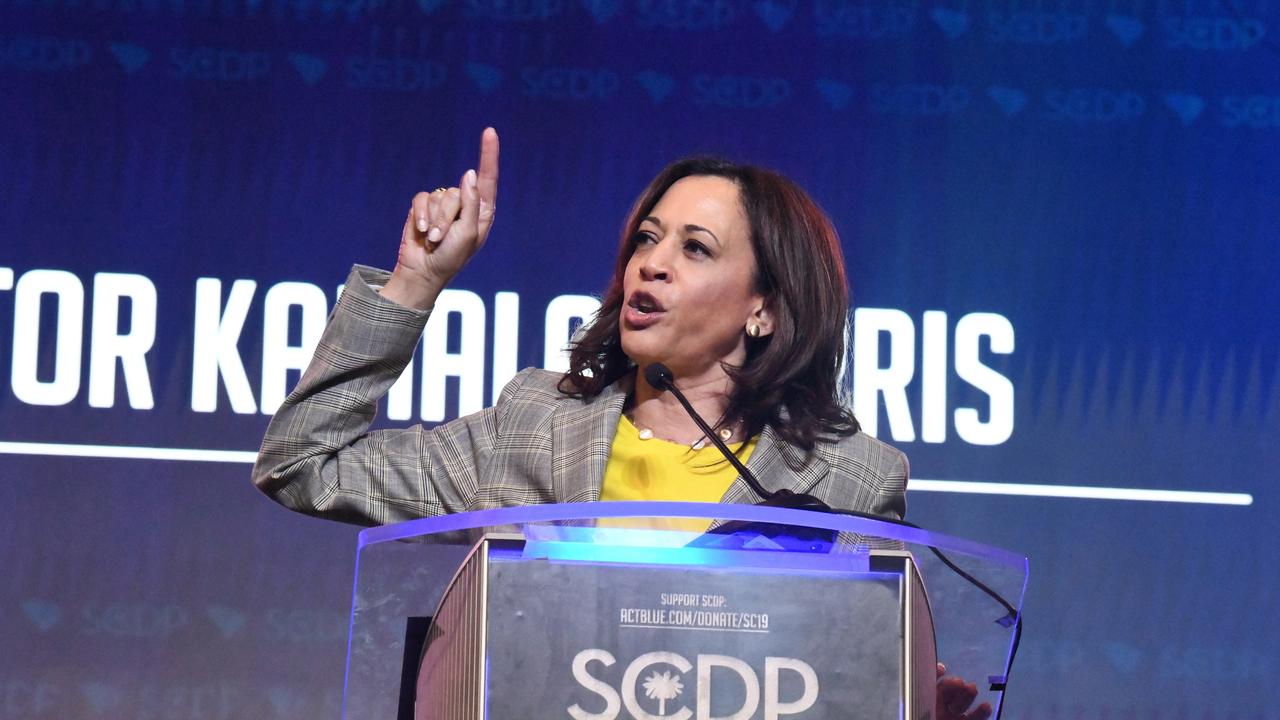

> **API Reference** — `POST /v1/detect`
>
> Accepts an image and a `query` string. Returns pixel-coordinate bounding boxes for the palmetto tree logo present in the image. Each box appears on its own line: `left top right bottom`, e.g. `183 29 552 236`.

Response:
641 669 684 716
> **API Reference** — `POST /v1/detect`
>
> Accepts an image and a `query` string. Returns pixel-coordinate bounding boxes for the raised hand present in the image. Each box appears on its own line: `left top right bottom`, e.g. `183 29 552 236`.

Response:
382 127 500 310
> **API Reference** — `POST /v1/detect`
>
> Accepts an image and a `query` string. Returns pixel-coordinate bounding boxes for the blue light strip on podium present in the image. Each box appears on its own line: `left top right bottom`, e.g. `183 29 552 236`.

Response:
519 525 874 572
355 501 1026 567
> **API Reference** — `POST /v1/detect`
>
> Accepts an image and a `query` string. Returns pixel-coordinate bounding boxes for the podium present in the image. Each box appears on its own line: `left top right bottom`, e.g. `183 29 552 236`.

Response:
343 502 1026 720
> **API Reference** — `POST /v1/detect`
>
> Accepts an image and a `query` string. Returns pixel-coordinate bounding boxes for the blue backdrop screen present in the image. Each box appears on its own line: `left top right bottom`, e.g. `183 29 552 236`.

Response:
2 1 1278 717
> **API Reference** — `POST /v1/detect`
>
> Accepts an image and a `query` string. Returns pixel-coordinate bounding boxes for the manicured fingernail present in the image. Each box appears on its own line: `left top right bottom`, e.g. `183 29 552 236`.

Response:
417 217 428 233
465 169 477 187
427 227 442 243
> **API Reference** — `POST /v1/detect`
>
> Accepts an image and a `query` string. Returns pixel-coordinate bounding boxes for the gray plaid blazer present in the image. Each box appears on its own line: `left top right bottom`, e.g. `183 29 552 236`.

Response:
253 266 909 526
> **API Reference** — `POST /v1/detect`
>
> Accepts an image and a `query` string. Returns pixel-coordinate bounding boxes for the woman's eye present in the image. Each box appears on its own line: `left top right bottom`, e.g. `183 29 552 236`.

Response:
685 240 710 256
632 232 656 246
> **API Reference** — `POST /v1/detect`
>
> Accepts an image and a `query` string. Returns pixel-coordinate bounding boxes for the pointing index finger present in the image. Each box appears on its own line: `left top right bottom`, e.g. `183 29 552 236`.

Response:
477 127 499 212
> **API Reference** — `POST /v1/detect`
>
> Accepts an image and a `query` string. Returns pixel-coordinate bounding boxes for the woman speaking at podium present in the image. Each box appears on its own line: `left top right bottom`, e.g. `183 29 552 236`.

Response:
253 129 989 720
252 127 907 528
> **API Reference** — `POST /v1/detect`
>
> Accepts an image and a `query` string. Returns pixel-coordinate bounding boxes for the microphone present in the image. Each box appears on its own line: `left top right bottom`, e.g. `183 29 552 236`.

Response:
645 364 1024 706
642 363 829 512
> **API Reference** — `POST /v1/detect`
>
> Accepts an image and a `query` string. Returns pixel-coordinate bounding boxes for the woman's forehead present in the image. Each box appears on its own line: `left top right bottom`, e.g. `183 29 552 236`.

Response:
645 176 747 237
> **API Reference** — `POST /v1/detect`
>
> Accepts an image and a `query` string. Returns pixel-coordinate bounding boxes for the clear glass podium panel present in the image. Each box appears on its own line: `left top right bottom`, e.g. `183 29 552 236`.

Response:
344 502 1027 720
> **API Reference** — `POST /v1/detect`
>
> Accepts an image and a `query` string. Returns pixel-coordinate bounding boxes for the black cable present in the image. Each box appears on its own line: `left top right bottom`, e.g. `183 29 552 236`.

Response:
829 505 1023 709
829 507 1022 716
643 363 781 502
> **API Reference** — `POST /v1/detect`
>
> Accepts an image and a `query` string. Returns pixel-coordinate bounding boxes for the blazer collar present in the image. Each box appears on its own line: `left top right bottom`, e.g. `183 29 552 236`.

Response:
721 423 830 504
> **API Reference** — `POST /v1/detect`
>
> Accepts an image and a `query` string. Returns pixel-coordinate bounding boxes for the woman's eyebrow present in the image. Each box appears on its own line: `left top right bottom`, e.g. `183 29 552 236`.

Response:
684 224 722 247
640 216 722 248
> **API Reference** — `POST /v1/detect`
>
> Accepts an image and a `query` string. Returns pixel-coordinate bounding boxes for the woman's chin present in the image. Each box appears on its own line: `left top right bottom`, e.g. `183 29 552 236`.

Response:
620 331 664 365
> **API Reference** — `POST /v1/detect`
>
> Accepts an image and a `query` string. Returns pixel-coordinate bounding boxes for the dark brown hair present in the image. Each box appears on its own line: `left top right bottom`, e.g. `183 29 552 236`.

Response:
558 156 859 452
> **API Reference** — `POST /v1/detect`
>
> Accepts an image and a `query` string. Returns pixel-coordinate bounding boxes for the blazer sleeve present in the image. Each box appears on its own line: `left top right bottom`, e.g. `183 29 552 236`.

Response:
874 447 909 522
251 265 527 526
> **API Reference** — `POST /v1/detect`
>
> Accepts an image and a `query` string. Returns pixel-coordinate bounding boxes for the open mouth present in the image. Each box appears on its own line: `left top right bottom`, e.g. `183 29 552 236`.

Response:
624 291 667 328
628 291 666 314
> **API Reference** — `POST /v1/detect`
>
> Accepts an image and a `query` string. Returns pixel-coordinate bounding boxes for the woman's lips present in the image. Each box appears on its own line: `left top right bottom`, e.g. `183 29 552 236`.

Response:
623 304 666 328
624 292 667 329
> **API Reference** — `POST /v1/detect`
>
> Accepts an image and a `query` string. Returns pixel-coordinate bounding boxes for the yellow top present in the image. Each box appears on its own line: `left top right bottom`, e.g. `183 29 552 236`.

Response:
600 414 758 531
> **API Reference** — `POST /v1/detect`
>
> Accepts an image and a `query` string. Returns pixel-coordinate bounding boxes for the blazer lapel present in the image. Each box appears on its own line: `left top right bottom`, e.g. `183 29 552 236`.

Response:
721 424 829 504
550 375 631 503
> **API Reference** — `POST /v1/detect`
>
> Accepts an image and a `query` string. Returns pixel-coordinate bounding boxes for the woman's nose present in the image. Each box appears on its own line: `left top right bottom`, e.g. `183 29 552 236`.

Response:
640 237 675 281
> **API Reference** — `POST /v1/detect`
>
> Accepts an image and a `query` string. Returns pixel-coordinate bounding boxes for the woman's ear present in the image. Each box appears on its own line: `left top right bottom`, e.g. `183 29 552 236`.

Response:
750 298 775 338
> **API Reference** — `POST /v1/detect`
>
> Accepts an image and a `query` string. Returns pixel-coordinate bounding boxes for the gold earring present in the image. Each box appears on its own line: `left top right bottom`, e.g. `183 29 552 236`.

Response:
747 323 761 338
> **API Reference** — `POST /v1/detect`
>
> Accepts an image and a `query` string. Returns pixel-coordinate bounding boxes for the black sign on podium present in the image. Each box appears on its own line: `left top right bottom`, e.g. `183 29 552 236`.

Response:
343 502 1027 720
